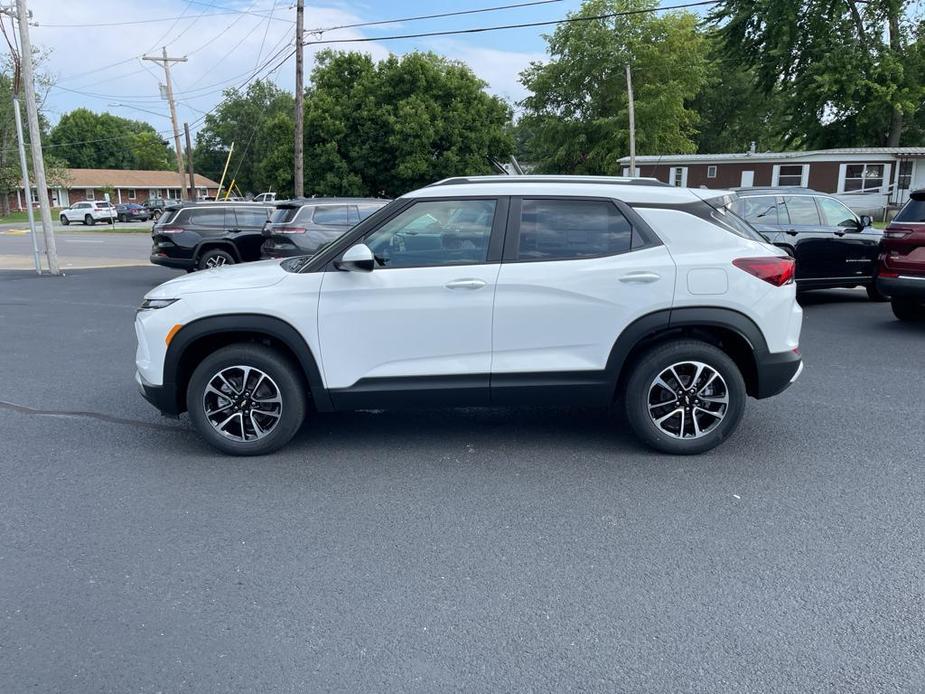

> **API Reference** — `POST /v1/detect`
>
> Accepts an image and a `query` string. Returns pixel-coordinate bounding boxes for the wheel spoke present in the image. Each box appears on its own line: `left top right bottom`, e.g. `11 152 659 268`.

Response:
690 363 705 391
203 365 283 442
700 393 729 405
205 402 233 417
655 407 683 425
647 360 730 440
216 373 240 395
649 397 678 411
697 372 719 395
694 406 722 420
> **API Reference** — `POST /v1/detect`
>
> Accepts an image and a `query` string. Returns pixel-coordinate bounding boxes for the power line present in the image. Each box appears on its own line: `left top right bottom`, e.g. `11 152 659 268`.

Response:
304 0 564 34
303 0 720 46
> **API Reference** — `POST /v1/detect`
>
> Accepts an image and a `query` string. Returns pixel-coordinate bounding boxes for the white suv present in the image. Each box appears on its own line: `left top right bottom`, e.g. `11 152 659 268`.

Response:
135 176 803 456
60 201 117 225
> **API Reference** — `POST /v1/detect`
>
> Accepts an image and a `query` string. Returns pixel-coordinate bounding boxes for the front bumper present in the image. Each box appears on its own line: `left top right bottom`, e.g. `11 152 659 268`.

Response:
754 348 803 399
136 370 181 416
876 275 925 300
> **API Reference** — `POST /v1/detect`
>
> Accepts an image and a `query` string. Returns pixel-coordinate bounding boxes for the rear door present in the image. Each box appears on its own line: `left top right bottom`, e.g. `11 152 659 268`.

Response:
490 196 676 405
781 195 832 279
815 195 879 281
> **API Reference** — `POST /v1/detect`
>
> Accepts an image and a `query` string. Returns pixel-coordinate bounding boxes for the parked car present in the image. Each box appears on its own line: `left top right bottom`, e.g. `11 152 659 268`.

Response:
115 203 150 222
143 198 168 220
876 189 925 321
260 198 390 259
731 187 885 300
136 175 803 456
252 192 277 203
149 201 274 271
59 201 117 226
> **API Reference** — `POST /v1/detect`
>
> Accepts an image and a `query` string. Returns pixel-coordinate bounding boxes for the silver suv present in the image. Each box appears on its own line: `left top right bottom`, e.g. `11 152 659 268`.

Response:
260 198 389 259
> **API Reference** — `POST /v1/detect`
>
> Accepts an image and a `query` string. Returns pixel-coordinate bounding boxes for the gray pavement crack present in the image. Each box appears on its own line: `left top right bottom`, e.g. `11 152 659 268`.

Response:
0 399 186 432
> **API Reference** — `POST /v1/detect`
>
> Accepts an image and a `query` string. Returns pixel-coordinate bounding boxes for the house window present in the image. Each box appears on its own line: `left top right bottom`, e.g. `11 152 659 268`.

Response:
197 187 207 199
707 165 717 179
774 164 808 187
844 164 885 191
167 189 180 200
149 188 161 200
126 189 136 200
85 188 95 200
29 188 40 203
898 160 913 190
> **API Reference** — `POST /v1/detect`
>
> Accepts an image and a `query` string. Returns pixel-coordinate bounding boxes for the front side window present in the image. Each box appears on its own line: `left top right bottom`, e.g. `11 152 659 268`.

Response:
517 199 632 261
735 196 781 225
816 197 857 227
844 164 885 192
365 199 496 268
777 165 806 187
783 196 820 225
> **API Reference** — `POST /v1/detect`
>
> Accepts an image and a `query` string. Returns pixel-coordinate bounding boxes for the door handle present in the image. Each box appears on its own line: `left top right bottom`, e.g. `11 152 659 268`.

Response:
445 278 487 290
619 271 661 284
785 229 798 236
834 230 846 236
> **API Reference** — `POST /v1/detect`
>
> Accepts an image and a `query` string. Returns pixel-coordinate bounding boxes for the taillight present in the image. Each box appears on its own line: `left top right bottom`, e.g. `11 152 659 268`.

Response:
275 225 306 234
884 226 913 239
732 256 795 286
158 226 184 234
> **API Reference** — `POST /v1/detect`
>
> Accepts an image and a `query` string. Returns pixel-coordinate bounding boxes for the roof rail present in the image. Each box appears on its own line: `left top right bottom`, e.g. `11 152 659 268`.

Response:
428 175 669 188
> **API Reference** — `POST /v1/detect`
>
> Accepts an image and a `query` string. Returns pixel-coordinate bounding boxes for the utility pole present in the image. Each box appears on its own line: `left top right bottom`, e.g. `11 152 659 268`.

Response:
625 63 636 177
12 95 41 273
184 122 196 200
293 0 304 198
15 0 59 274
143 48 188 200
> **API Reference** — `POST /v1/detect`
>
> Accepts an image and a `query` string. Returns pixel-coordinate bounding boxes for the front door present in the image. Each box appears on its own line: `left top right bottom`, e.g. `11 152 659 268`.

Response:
815 196 880 280
490 197 676 405
317 197 506 407
740 170 755 187
781 194 832 280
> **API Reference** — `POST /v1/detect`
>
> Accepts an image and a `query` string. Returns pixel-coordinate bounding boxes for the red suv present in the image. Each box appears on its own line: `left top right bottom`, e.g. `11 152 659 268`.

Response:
877 190 925 321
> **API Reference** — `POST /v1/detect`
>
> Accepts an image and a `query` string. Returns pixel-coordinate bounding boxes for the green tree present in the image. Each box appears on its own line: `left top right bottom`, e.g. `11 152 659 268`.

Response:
193 80 295 196
518 0 708 173
711 0 925 147
47 108 173 169
303 51 514 197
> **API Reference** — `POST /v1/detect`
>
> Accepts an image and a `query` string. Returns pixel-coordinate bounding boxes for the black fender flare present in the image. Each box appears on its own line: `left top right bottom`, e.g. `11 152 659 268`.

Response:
193 240 241 264
164 314 331 412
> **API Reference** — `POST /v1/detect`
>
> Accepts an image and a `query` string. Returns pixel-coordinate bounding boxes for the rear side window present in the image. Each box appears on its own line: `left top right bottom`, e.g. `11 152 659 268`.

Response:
358 203 385 220
517 199 632 261
312 205 352 225
187 208 228 227
155 209 180 226
735 196 781 225
893 196 925 223
234 207 270 227
270 207 299 224
783 196 820 225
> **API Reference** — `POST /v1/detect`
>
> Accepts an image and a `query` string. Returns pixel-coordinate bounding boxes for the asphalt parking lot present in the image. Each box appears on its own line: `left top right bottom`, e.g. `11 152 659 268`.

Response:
1 266 923 692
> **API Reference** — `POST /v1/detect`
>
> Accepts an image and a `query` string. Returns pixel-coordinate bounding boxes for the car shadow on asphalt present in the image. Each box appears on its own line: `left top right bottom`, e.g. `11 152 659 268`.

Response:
797 289 871 306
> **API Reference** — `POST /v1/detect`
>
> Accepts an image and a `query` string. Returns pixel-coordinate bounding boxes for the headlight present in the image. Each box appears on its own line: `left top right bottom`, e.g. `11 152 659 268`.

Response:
139 298 179 311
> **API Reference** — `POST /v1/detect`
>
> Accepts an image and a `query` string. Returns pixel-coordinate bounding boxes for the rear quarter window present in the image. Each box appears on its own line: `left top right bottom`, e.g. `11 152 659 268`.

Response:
893 197 925 223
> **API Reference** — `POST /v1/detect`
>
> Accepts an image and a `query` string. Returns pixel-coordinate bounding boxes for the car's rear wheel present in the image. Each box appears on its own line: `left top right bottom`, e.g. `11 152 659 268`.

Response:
187 344 306 456
866 283 889 302
84 214 94 226
59 215 69 226
198 248 235 270
624 340 746 455
891 298 925 321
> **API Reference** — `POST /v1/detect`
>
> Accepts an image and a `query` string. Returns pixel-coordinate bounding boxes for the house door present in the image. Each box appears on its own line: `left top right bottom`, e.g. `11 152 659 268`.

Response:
740 170 755 187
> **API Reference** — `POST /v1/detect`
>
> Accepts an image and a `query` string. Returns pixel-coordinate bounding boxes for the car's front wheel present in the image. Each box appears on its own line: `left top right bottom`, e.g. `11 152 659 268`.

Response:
59 215 69 226
891 298 925 321
187 344 307 456
624 340 747 455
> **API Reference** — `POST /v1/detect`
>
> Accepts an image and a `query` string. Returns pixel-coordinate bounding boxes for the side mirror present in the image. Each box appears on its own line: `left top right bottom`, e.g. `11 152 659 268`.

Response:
859 215 873 228
335 243 375 272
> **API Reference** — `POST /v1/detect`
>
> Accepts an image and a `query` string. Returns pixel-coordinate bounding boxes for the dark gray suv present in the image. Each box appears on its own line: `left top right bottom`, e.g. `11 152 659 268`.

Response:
260 198 389 259
731 188 884 300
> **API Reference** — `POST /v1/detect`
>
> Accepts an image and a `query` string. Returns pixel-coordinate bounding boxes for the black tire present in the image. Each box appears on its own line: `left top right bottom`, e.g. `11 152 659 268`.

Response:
84 214 95 226
197 248 235 270
187 343 306 456
891 298 925 321
624 340 747 455
59 215 69 226
151 209 161 221
118 213 127 222
866 283 889 302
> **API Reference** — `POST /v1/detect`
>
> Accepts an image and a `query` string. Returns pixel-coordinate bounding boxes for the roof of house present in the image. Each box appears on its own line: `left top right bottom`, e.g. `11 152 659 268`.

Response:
55 168 220 189
619 147 925 165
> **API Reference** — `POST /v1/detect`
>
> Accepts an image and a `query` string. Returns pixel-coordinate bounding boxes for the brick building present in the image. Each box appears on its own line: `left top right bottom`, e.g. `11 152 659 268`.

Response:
12 168 221 210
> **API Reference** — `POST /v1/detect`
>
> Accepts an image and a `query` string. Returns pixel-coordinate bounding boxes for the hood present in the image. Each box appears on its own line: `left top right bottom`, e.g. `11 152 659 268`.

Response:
146 260 288 299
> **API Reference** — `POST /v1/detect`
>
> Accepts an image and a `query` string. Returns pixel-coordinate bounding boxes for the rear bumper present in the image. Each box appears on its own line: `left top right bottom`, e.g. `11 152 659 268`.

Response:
260 240 306 259
136 371 181 416
150 252 194 270
755 348 803 399
876 275 925 300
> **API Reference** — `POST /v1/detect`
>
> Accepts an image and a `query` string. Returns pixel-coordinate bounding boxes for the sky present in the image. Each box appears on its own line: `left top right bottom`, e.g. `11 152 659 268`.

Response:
20 0 698 139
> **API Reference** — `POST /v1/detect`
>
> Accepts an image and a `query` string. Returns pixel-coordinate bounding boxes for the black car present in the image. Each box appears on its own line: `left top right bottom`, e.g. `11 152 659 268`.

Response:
143 198 169 221
150 202 274 271
732 187 884 300
260 198 389 259
115 203 150 222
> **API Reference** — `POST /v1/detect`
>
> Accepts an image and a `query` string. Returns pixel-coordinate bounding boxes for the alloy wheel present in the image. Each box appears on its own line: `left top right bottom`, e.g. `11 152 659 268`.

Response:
202 365 283 442
205 255 227 269
647 361 729 439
